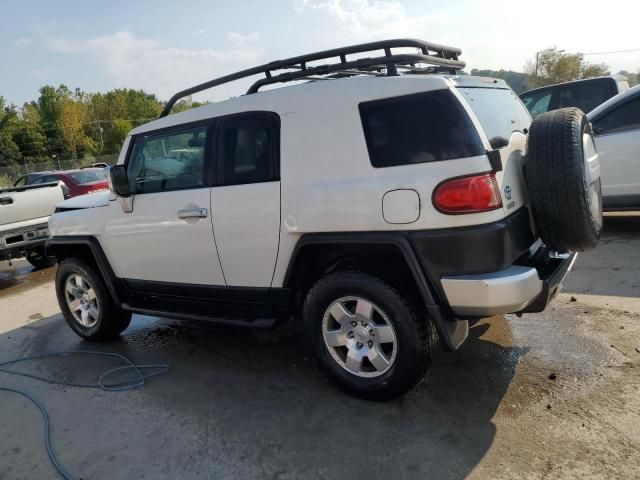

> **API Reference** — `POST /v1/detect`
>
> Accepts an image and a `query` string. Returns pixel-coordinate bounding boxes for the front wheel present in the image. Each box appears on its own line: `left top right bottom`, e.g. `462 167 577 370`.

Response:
55 257 132 341
303 271 438 400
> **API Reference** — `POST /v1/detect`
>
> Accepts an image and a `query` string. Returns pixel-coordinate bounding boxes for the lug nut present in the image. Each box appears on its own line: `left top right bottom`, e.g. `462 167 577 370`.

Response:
351 321 357 327
347 331 354 338
356 342 363 349
368 340 373 348
370 330 374 336
362 321 368 327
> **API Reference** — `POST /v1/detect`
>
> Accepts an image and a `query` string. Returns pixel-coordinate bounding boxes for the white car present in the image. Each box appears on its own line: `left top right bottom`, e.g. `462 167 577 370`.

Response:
46 39 602 399
589 84 640 211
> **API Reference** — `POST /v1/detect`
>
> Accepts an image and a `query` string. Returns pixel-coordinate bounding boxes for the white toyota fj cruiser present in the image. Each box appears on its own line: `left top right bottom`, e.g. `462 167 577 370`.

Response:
47 40 602 399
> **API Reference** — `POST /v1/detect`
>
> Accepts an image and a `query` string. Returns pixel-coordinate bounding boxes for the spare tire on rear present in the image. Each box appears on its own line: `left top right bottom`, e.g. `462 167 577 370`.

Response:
525 107 602 253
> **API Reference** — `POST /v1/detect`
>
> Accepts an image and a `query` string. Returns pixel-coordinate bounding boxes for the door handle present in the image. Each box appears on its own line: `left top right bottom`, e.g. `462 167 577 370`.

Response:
177 207 208 219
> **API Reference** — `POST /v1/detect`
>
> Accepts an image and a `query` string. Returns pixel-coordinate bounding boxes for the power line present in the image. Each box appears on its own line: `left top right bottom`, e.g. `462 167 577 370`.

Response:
583 48 640 55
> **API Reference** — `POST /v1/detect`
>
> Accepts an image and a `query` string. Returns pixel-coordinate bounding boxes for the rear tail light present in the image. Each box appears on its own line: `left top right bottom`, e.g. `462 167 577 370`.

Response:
433 172 502 214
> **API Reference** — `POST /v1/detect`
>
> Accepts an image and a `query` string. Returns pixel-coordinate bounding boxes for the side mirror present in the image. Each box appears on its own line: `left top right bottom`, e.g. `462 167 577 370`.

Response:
109 165 131 197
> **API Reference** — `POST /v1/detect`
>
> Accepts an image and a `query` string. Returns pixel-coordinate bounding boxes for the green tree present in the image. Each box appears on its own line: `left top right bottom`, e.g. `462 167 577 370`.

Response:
470 69 530 94
36 85 70 157
59 96 89 159
21 102 41 124
0 97 18 130
525 48 610 89
0 132 21 167
12 122 48 163
104 119 133 153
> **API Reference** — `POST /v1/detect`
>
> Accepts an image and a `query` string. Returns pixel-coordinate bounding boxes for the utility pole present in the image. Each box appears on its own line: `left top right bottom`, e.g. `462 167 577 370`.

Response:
98 123 104 154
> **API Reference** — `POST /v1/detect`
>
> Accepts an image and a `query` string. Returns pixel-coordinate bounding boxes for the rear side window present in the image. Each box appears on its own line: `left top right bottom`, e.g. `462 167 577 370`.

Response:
217 115 279 186
359 90 484 168
459 88 531 149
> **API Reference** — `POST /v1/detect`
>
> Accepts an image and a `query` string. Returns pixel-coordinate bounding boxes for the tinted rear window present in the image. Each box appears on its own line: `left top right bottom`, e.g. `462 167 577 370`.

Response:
521 78 618 116
459 88 531 148
68 170 107 184
554 79 616 112
359 90 484 168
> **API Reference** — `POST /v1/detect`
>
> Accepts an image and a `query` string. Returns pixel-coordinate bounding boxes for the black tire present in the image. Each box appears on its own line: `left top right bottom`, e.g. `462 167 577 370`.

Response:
526 107 602 252
303 271 438 400
25 247 56 269
55 257 131 341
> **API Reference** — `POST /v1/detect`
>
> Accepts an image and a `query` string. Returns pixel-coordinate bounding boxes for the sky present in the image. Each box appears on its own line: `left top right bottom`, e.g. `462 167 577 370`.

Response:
2 0 639 106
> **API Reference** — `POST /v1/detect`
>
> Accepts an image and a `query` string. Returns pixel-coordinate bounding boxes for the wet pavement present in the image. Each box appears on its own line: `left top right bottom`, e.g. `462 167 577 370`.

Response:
0 214 639 479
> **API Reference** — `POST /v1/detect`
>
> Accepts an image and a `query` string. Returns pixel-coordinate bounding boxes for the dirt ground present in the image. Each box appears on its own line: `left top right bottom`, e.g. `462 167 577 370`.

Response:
0 213 639 480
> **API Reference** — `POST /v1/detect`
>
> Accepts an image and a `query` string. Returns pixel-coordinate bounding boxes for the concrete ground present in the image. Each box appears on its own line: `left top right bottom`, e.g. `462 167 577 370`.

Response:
0 214 639 480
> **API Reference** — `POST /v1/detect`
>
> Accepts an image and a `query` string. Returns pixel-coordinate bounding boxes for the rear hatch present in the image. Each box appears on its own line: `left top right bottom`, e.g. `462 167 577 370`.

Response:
453 82 532 217
0 183 64 229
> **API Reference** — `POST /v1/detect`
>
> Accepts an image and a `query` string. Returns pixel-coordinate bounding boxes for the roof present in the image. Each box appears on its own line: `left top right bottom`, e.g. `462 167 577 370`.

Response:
131 74 509 136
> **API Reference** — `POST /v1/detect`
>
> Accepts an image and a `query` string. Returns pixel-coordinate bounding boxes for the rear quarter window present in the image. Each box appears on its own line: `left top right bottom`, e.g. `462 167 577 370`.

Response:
359 90 484 168
459 88 531 149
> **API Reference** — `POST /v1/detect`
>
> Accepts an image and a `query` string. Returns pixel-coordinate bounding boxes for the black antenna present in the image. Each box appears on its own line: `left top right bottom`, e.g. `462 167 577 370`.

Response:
160 39 464 118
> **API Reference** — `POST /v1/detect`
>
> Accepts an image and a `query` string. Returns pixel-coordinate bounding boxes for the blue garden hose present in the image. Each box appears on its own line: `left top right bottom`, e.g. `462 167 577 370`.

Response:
0 351 169 479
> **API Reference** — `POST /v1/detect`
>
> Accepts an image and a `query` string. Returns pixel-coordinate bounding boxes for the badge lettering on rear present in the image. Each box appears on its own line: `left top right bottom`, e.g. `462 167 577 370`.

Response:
504 185 515 209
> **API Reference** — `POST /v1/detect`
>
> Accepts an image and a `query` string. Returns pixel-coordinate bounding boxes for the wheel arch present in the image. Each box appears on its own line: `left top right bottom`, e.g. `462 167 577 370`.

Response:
283 233 468 351
46 236 121 304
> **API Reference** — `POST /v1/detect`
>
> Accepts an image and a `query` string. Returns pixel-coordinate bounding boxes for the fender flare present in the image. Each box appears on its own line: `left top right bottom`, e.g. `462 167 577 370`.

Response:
46 236 121 305
283 232 468 350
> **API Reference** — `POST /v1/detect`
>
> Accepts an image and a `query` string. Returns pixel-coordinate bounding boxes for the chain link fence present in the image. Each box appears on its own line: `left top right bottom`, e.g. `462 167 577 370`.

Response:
0 154 119 187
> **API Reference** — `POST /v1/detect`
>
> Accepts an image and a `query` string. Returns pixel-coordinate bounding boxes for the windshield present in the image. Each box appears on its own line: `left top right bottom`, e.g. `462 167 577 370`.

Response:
68 170 107 184
458 88 531 149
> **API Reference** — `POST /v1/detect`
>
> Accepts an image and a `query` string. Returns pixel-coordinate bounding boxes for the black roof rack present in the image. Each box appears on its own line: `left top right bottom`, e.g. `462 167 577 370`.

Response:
159 38 464 117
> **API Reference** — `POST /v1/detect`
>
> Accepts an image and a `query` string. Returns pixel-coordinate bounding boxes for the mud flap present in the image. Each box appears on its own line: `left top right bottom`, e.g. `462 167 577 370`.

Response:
426 304 469 351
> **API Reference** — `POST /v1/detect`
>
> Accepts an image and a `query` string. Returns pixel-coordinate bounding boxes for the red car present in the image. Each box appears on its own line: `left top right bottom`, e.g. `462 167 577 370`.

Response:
13 168 109 199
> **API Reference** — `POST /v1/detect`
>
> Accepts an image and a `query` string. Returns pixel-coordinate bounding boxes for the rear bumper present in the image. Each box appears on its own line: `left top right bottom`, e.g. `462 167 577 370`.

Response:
441 250 578 316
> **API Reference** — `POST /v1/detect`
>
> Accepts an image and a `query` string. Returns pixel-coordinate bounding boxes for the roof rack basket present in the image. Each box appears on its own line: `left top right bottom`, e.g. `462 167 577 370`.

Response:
160 38 464 117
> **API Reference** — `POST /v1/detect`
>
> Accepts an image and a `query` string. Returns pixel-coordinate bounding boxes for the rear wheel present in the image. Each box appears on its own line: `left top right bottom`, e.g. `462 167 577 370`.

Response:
303 271 438 400
55 258 131 340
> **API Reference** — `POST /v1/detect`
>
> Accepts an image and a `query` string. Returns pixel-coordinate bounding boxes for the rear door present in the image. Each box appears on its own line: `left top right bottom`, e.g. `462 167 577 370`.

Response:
592 93 640 200
457 87 532 214
210 112 281 288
